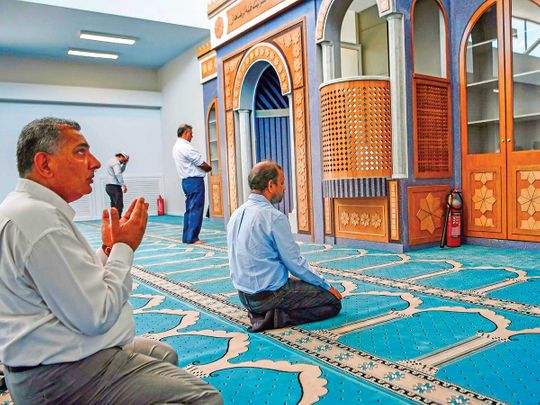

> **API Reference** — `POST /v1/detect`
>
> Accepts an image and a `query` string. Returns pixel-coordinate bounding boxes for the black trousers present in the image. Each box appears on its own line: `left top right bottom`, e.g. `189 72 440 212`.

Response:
105 184 124 217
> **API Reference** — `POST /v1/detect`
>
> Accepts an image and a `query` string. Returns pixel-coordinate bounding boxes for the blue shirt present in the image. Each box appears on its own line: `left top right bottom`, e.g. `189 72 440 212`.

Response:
227 193 330 294
106 157 126 186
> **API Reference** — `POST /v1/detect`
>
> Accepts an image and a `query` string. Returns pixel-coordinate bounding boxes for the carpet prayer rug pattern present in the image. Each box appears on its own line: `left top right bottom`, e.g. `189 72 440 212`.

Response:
1 215 539 404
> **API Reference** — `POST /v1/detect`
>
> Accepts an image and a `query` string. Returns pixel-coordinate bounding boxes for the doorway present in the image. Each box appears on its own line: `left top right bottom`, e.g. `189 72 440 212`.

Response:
253 67 293 215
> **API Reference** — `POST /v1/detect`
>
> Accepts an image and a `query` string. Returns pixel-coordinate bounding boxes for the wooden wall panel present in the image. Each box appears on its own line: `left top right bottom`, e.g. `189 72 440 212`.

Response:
508 168 540 242
407 185 450 245
334 197 389 243
464 169 503 236
413 76 452 178
388 180 400 241
320 79 392 180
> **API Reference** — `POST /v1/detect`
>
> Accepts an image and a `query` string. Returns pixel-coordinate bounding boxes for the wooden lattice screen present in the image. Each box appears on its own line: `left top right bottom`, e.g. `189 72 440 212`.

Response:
413 76 452 178
320 79 392 180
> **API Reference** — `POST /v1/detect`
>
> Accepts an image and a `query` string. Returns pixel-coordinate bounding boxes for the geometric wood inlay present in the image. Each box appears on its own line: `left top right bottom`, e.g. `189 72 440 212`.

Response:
517 170 540 231
334 197 389 243
408 185 450 245
416 192 444 234
471 172 496 228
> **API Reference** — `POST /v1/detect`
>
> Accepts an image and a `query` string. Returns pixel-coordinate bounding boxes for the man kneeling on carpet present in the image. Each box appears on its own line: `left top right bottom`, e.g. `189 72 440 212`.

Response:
0 117 222 404
227 160 343 332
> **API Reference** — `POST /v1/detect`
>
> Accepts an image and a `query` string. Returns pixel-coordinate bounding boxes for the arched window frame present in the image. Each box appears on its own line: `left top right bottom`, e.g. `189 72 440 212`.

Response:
411 0 453 179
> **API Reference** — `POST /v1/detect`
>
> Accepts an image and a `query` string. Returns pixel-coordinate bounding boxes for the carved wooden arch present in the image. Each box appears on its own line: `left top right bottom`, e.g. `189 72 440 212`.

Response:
222 19 313 236
232 42 292 111
316 0 395 42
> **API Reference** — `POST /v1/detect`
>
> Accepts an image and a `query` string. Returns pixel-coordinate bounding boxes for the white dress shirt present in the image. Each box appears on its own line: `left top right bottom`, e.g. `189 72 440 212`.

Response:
0 179 135 366
227 194 330 294
172 138 206 179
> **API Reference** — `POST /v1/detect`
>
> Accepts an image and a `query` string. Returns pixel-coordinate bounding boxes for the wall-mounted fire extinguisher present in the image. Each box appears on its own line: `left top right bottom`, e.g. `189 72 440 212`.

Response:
440 188 463 248
157 195 165 216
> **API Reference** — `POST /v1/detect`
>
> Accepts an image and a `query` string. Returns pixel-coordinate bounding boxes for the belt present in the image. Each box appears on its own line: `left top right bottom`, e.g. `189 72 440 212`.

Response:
241 290 274 300
5 364 42 373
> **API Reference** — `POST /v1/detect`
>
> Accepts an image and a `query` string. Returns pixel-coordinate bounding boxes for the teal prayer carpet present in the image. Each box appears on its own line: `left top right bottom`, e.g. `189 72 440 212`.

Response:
2 215 539 405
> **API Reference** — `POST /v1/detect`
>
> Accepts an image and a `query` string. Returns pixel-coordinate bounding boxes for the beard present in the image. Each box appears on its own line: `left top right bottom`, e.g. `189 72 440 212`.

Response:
270 192 284 204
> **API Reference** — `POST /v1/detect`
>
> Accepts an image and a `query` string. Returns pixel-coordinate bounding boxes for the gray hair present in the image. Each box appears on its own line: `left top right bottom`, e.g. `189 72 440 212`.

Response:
16 117 81 177
248 160 282 192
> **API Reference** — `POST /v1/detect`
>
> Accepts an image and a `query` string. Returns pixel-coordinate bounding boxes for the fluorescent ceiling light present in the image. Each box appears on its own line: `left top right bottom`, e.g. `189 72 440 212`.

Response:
68 49 119 60
80 31 136 45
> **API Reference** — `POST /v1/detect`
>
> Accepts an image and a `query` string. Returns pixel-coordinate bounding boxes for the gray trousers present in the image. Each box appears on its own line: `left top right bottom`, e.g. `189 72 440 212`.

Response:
239 278 342 332
4 337 223 405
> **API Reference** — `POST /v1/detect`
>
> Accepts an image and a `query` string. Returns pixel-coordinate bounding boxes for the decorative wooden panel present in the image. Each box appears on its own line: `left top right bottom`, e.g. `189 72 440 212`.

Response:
225 110 238 211
232 43 291 110
227 0 284 33
209 0 303 47
413 76 452 178
508 168 540 242
273 24 304 88
197 42 212 58
407 185 450 245
223 55 243 111
464 169 503 236
207 99 223 218
199 52 217 83
292 88 311 232
221 20 312 235
334 197 389 243
209 176 224 217
320 78 392 180
388 180 400 241
324 197 333 235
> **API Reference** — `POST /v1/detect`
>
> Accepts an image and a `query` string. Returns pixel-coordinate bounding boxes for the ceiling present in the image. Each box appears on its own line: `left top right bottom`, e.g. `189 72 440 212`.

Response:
0 0 210 68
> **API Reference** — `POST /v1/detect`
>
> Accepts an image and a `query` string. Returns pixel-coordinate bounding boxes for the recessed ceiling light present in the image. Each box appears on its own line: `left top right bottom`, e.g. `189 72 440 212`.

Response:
68 49 119 60
80 31 136 45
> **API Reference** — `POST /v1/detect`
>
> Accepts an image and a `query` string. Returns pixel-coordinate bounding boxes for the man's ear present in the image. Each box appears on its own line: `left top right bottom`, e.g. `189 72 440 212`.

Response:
33 152 54 178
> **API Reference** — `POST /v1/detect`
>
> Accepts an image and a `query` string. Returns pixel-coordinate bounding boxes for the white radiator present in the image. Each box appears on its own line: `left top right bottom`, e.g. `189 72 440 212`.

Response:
72 176 164 221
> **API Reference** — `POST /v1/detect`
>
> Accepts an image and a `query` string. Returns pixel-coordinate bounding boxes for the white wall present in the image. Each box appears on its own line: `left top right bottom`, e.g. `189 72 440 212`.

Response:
0 42 207 219
0 101 162 207
158 44 207 216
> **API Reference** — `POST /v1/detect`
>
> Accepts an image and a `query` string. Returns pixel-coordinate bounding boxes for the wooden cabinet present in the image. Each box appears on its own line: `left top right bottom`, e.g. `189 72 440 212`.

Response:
206 99 223 218
461 0 540 242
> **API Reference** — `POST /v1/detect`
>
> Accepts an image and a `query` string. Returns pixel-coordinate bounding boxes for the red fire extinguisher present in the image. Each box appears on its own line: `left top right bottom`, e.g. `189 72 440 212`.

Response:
440 188 463 248
157 195 165 216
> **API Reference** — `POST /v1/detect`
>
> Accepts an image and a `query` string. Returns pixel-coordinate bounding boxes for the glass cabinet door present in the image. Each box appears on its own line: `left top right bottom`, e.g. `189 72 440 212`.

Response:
465 5 501 154
510 0 540 152
462 0 540 242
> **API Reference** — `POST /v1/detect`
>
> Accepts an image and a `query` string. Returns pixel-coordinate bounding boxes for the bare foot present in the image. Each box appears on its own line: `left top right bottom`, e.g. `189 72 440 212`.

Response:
191 240 205 244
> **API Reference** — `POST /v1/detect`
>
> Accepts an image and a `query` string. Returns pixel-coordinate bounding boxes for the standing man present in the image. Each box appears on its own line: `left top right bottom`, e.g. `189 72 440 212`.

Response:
172 124 211 244
0 117 222 404
105 152 129 217
227 160 343 332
